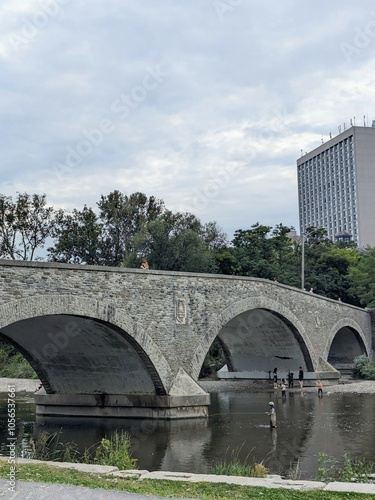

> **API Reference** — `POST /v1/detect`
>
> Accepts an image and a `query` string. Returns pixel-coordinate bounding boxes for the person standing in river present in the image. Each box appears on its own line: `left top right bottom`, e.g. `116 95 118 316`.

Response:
288 369 294 388
298 366 304 388
281 380 287 398
317 380 323 397
273 368 278 389
266 402 277 428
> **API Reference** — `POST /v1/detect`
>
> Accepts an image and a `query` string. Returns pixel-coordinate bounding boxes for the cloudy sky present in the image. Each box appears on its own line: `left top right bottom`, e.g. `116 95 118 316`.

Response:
1 0 375 240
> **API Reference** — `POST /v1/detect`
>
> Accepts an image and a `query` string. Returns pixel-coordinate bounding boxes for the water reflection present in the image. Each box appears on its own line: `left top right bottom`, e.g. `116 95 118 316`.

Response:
1 389 374 479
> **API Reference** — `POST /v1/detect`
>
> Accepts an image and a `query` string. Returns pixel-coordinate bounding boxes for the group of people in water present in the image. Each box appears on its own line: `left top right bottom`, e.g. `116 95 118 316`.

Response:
267 367 324 427
273 367 305 389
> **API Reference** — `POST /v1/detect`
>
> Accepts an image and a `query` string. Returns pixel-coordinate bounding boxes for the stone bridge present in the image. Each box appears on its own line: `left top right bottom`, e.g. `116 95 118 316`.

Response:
0 260 373 419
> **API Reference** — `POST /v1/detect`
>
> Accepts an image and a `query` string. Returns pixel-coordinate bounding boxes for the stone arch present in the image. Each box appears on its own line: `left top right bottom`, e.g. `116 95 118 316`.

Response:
0 295 174 395
324 318 370 367
191 295 316 379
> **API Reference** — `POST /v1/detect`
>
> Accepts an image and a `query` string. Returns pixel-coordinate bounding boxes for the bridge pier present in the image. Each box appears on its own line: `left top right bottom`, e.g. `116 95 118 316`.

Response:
34 392 210 419
34 368 211 420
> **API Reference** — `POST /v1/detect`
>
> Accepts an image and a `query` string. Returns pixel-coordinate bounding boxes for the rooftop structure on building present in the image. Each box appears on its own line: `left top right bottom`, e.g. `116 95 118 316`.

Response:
297 123 375 247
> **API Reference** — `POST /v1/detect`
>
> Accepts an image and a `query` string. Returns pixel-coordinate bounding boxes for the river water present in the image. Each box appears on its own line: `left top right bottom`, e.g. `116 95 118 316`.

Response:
1 387 374 480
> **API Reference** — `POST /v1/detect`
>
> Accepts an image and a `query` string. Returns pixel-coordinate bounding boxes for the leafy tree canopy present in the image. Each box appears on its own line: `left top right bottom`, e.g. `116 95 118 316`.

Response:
0 192 57 261
122 210 223 273
48 206 102 265
349 247 375 307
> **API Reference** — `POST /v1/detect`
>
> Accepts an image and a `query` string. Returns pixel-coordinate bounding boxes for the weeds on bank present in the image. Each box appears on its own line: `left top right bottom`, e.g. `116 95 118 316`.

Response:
91 432 138 469
211 443 268 478
20 429 137 470
287 458 302 481
317 452 375 483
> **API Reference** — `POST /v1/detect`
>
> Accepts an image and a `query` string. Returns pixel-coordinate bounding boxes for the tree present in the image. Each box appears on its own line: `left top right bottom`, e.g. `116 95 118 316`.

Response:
98 191 164 266
231 223 275 278
349 247 375 307
201 221 228 250
307 246 360 304
226 223 296 281
122 211 219 273
298 227 360 304
0 193 57 261
48 206 103 265
48 191 165 267
215 223 360 304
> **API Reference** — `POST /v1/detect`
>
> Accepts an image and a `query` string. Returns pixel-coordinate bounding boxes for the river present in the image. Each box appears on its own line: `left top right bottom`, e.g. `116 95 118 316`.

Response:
1 384 374 480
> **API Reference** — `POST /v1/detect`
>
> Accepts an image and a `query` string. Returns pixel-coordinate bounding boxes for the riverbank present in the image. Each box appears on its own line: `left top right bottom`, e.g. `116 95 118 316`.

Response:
0 377 41 392
1 377 375 394
199 378 375 394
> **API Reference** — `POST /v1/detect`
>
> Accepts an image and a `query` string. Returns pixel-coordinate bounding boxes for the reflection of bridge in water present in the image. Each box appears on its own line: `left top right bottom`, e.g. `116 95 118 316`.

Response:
0 260 373 418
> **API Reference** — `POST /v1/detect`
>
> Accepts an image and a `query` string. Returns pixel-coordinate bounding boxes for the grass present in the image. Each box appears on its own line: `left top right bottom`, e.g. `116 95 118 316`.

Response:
0 461 374 499
19 429 137 470
211 443 268 478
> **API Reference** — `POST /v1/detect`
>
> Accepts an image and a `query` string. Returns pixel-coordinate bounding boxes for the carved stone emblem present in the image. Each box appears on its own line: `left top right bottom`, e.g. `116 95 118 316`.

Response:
176 299 186 324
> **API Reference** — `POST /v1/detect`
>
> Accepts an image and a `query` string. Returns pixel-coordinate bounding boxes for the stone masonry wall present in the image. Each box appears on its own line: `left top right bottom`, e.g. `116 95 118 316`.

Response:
0 260 372 388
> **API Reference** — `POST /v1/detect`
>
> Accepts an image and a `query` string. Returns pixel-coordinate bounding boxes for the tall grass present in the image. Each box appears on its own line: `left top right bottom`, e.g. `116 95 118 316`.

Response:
19 429 137 470
211 443 267 478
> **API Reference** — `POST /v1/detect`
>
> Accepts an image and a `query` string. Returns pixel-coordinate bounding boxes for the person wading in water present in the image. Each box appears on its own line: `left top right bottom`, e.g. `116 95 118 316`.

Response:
266 402 277 428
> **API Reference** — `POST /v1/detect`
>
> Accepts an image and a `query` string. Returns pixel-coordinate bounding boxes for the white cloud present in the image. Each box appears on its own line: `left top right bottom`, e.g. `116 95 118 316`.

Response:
1 0 375 240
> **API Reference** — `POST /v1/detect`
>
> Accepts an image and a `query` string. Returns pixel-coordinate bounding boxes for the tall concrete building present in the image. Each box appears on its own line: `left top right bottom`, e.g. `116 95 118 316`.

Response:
297 125 375 247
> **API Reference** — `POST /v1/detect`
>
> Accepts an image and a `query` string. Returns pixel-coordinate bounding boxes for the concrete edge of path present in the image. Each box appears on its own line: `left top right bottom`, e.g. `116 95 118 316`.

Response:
3 459 375 494
138 470 327 490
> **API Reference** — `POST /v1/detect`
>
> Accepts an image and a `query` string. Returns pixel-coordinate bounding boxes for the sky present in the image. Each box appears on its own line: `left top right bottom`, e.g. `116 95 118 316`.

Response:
1 0 375 241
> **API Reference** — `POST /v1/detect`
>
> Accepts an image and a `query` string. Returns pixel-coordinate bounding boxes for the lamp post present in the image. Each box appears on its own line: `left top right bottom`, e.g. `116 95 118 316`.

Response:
301 231 305 290
286 230 305 289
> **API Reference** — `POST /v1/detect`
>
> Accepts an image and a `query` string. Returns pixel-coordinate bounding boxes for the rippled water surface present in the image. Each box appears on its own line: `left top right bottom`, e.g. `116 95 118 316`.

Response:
1 387 374 479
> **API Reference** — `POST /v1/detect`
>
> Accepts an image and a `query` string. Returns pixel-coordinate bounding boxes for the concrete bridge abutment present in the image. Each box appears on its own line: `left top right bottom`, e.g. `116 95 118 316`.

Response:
34 368 210 419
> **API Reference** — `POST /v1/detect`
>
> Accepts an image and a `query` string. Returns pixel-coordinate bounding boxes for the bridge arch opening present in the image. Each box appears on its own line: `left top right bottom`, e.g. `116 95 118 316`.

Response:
0 314 167 396
200 308 314 379
327 326 367 372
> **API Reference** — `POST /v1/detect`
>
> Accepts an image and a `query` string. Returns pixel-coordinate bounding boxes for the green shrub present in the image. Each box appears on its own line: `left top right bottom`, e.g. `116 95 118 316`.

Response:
361 361 375 380
92 432 137 470
352 354 375 380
